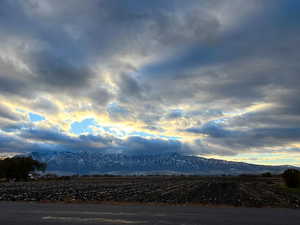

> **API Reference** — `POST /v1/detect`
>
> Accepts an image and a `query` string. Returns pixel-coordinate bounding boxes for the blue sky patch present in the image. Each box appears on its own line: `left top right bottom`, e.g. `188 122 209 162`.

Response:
70 118 97 135
29 112 45 122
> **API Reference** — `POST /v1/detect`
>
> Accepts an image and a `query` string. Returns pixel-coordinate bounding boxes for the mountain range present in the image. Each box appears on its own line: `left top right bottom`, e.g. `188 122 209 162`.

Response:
29 151 295 175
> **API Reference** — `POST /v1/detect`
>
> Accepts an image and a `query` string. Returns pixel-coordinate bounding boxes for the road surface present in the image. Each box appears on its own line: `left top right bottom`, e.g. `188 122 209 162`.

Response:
0 202 299 225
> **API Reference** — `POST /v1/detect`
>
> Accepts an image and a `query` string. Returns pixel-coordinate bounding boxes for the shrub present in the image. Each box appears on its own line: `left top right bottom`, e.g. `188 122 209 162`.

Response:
282 169 300 188
261 172 272 177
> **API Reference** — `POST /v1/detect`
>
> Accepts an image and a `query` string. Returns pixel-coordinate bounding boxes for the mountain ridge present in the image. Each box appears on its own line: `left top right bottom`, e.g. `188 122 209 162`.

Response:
29 151 295 175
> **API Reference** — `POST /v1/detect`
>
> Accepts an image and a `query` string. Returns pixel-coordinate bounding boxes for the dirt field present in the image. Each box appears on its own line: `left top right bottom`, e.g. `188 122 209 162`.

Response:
0 175 300 208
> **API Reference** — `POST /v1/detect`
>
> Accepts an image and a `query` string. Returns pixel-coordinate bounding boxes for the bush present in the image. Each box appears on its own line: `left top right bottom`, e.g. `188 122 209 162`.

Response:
282 169 300 188
261 172 272 177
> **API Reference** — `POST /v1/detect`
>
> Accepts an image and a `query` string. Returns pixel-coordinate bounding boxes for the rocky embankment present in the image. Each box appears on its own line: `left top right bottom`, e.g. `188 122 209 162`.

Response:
0 176 299 208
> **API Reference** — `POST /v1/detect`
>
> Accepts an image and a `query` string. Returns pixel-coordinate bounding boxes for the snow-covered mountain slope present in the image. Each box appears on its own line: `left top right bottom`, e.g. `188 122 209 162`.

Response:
29 151 292 175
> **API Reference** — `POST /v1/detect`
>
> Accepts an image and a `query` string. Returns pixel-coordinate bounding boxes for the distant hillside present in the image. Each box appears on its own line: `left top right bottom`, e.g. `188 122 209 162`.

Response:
29 151 295 175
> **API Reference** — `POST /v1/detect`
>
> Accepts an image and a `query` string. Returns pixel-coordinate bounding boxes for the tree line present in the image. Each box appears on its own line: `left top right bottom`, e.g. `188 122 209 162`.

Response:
0 157 46 181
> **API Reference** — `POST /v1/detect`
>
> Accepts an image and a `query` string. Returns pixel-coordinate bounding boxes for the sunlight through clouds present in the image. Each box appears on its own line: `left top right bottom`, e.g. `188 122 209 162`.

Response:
0 0 299 166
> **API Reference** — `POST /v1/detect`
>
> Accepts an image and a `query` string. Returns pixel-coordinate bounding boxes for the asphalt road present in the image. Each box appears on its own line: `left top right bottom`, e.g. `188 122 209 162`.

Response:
0 202 299 225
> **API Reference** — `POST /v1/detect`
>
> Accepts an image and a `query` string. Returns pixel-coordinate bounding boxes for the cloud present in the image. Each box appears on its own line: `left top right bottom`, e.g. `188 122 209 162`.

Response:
30 50 93 90
0 126 194 155
166 110 184 120
0 0 299 165
107 103 131 121
30 97 59 114
0 64 29 97
0 104 21 121
184 121 238 138
20 127 75 144
119 136 190 155
185 120 300 151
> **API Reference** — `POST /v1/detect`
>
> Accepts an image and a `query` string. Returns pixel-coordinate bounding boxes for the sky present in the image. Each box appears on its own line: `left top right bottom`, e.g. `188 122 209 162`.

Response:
0 0 300 166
